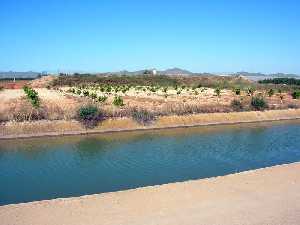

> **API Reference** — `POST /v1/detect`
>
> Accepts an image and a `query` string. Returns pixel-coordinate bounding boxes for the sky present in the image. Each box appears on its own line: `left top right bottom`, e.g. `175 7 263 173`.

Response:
0 0 300 74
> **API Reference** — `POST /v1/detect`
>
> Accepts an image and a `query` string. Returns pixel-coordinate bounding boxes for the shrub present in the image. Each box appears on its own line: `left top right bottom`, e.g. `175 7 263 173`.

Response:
231 99 243 111
131 108 156 125
0 86 4 91
234 87 241 95
83 90 89 96
106 86 112 93
150 87 156 92
268 89 275 97
247 87 255 96
23 86 40 108
292 91 300 99
251 96 268 111
68 88 76 93
76 89 82 95
90 93 97 99
160 103 232 115
77 105 103 128
214 87 221 97
113 96 124 106
98 96 108 103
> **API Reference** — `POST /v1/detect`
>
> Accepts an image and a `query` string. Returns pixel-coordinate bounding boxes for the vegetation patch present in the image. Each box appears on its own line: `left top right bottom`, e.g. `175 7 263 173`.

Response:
113 96 124 107
259 78 300 86
251 96 268 111
77 105 103 128
234 87 241 95
131 108 156 125
23 86 40 108
292 91 300 99
231 99 244 111
98 96 108 103
268 89 275 97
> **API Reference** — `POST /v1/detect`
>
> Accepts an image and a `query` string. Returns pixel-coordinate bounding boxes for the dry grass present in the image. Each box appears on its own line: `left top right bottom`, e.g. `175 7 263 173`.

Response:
0 88 83 122
1 109 300 138
0 84 300 127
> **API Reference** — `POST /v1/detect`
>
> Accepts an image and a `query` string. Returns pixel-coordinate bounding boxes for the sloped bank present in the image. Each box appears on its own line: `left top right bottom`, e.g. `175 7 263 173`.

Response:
1 162 300 225
1 109 300 139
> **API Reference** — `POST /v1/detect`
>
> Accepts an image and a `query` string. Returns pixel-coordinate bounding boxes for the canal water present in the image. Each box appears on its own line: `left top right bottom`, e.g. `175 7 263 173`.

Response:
1 120 300 205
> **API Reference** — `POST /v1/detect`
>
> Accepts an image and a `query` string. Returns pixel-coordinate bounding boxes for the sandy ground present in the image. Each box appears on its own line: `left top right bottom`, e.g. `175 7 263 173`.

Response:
2 86 298 117
0 88 76 102
0 88 83 122
0 162 299 225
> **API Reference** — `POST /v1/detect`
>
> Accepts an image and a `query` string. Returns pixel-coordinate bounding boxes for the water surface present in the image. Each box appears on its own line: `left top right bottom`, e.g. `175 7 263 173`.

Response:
1 120 300 205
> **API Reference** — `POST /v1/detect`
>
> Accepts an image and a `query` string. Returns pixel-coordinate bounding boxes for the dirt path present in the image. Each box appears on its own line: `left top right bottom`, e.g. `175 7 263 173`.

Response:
1 162 300 225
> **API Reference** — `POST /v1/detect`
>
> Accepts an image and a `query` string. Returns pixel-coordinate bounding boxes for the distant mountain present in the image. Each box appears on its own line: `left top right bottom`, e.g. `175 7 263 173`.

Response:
0 71 40 79
269 73 300 78
111 68 194 76
160 68 194 75
232 71 300 78
230 71 300 81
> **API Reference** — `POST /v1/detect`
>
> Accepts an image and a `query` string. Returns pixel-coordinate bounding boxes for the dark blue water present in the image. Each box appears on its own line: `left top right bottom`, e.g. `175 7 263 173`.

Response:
1 121 300 205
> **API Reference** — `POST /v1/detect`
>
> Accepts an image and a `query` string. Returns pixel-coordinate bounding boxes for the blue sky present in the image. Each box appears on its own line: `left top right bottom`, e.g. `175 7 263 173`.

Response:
0 0 299 73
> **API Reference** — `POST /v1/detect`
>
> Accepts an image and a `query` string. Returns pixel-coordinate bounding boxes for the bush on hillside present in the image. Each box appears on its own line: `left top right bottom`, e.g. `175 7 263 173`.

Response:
231 99 244 111
247 87 255 96
98 96 108 103
292 91 300 99
83 90 89 97
23 86 40 108
234 87 241 95
131 108 156 125
251 96 268 111
77 105 103 128
90 93 97 100
214 87 221 97
113 96 124 107
76 89 82 95
268 89 275 97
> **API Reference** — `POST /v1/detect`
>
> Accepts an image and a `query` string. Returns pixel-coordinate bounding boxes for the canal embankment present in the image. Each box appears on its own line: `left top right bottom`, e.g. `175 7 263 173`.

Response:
1 109 300 139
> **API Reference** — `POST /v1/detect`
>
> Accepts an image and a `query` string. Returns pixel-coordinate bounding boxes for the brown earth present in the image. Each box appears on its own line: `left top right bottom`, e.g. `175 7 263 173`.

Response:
0 80 30 89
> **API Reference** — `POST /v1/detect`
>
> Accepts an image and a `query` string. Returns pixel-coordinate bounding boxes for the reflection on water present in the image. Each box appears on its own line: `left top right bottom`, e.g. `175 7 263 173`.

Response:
1 120 300 205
